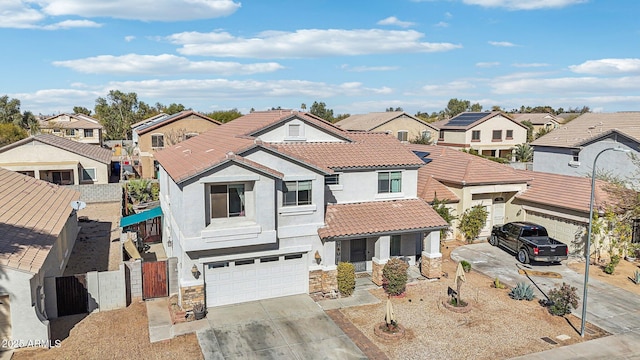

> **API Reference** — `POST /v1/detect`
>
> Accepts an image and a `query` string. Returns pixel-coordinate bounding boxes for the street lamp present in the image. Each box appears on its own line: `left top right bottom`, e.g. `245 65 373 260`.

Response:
581 146 630 337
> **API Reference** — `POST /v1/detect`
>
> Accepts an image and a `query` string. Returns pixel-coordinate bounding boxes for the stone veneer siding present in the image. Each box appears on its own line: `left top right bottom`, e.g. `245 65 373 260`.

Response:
371 260 385 286
421 254 442 279
181 285 205 311
309 269 338 293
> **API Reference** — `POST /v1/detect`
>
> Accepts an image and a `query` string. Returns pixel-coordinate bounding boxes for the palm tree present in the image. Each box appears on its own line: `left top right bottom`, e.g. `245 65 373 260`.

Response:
514 143 533 162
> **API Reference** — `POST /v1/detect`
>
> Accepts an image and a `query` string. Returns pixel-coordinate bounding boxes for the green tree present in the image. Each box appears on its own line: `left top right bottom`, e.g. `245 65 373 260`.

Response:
21 111 39 134
94 90 152 140
458 205 488 243
204 108 243 123
386 107 403 112
432 196 456 238
0 95 24 126
410 132 433 145
156 102 186 115
513 143 533 162
309 101 334 122
73 106 92 116
0 123 28 147
534 127 552 139
334 113 350 122
444 98 482 118
521 120 534 142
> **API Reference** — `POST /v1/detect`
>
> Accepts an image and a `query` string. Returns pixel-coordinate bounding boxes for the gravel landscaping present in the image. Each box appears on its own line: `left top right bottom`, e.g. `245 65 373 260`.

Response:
338 242 609 360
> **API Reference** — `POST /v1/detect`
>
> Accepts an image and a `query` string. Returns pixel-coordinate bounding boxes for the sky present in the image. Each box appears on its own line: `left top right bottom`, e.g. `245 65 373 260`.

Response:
2 0 640 117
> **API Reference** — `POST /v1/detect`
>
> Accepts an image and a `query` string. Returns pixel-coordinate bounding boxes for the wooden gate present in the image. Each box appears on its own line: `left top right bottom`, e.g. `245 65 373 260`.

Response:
56 275 88 316
142 261 168 299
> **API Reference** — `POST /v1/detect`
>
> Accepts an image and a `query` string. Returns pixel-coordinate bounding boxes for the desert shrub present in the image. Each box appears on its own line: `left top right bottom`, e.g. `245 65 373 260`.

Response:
509 282 535 301
633 270 640 285
458 205 488 243
604 255 621 274
460 260 471 273
337 262 356 296
493 278 506 289
546 282 579 316
382 258 409 296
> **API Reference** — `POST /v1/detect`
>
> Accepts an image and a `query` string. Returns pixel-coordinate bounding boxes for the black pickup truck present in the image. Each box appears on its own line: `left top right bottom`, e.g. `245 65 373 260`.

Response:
489 222 568 264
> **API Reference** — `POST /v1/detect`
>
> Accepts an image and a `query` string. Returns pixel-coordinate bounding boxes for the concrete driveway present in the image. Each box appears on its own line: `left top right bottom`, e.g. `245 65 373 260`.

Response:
196 294 366 360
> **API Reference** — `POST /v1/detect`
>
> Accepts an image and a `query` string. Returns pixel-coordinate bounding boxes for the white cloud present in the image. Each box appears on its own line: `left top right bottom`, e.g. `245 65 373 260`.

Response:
341 64 399 72
169 29 461 58
42 19 101 30
445 12 453 18
463 0 587 10
377 16 415 28
53 54 284 76
434 21 449 28
569 58 640 75
124 36 135 42
491 75 640 95
0 1 45 28
476 62 500 68
489 41 516 47
512 63 550 68
422 80 476 95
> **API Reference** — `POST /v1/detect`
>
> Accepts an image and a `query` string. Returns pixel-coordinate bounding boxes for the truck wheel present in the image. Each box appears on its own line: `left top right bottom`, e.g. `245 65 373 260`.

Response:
517 248 530 264
489 235 498 246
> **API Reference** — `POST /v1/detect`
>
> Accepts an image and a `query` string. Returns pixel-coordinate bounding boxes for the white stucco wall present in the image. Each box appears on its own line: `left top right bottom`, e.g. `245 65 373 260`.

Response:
326 168 419 204
255 119 344 143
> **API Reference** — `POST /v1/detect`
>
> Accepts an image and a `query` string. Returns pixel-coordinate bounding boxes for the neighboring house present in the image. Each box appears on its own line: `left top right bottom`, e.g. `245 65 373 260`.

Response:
0 168 79 347
512 113 560 135
132 111 221 178
433 111 528 158
0 134 113 185
531 112 639 185
335 111 438 143
154 110 447 309
40 113 103 145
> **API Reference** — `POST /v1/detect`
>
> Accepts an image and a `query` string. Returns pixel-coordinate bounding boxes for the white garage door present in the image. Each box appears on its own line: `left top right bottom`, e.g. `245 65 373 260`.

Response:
204 253 308 307
525 211 585 247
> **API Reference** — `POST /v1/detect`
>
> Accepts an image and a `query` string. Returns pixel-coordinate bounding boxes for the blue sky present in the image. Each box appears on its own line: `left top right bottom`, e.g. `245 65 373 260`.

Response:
3 0 639 116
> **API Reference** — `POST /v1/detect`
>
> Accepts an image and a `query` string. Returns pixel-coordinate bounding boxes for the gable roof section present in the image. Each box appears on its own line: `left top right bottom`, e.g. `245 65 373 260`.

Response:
436 111 527 131
335 111 438 132
513 113 561 126
318 199 448 240
41 113 103 130
408 144 532 186
515 170 617 214
418 172 459 203
235 111 352 141
134 110 221 135
0 168 79 273
532 112 640 148
0 134 112 164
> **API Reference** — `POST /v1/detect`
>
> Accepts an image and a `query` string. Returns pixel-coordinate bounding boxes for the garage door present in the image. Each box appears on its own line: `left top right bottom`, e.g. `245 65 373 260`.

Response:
525 211 585 247
204 253 308 307
0 295 11 343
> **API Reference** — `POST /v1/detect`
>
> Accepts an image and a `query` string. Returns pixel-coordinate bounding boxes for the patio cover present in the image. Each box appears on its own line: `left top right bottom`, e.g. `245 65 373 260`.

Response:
120 206 163 227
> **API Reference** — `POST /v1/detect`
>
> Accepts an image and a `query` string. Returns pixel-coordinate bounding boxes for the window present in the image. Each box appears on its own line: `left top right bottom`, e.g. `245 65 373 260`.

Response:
572 149 580 162
283 180 312 206
18 171 35 177
378 171 402 193
65 129 75 136
390 235 401 256
506 130 513 139
439 130 445 140
397 130 408 142
84 129 94 137
235 259 255 266
471 130 480 141
151 134 164 148
81 168 96 181
492 130 502 141
210 184 245 218
51 171 72 185
324 174 340 185
185 133 198 140
288 124 301 137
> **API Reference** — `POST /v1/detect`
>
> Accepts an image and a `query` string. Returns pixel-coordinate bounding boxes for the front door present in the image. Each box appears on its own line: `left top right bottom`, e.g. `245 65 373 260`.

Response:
350 239 367 271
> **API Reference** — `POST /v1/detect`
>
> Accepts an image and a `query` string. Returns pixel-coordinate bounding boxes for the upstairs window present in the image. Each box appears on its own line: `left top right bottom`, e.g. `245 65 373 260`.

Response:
438 130 445 140
378 171 402 193
288 124 301 137
84 129 94 137
572 149 580 162
324 174 340 185
397 130 408 142
283 180 312 206
492 130 502 141
471 130 480 141
65 129 75 136
506 130 513 139
210 184 245 218
81 168 96 181
151 134 164 148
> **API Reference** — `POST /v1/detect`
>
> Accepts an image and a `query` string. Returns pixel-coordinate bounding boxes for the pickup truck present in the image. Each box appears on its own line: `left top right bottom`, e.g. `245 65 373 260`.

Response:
489 222 568 264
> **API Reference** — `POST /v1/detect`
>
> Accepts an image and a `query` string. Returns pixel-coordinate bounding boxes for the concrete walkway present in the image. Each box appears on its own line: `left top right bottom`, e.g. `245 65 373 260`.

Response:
452 242 640 359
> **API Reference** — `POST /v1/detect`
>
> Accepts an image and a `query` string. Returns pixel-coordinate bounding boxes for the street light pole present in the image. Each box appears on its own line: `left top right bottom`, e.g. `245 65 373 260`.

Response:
581 146 629 337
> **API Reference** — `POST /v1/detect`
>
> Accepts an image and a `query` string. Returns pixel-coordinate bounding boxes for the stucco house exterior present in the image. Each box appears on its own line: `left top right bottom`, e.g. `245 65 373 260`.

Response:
154 110 447 309
512 113 560 136
335 111 438 144
531 112 638 186
132 111 221 178
39 113 103 145
433 112 528 159
0 134 113 185
0 168 79 347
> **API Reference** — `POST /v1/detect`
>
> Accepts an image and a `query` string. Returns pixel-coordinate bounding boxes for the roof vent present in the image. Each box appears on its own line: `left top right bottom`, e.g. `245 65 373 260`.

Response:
205 148 214 153
182 149 191 154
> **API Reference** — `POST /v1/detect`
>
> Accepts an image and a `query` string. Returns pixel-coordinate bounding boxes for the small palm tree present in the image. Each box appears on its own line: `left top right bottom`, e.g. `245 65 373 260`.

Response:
513 143 533 162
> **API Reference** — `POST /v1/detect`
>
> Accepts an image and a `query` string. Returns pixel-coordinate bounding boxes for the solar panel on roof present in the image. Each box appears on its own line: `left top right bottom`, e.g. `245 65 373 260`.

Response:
446 112 488 127
412 151 432 164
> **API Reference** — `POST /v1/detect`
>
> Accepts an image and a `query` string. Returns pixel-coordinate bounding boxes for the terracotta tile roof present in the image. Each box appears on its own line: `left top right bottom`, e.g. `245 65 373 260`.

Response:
227 110 350 140
335 111 438 132
512 113 561 126
0 168 79 273
407 144 532 185
318 199 448 239
41 113 103 130
418 173 459 203
134 110 221 135
531 112 640 148
0 134 113 164
514 170 618 214
221 154 284 179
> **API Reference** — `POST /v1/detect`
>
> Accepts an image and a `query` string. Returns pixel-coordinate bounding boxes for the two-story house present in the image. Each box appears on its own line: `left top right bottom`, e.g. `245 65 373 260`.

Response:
335 111 438 144
512 113 560 136
434 112 528 159
154 110 447 309
132 110 221 178
531 112 638 186
39 113 103 145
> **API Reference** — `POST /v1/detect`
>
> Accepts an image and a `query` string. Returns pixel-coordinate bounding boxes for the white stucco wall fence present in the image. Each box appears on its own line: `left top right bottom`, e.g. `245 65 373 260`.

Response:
64 183 123 203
